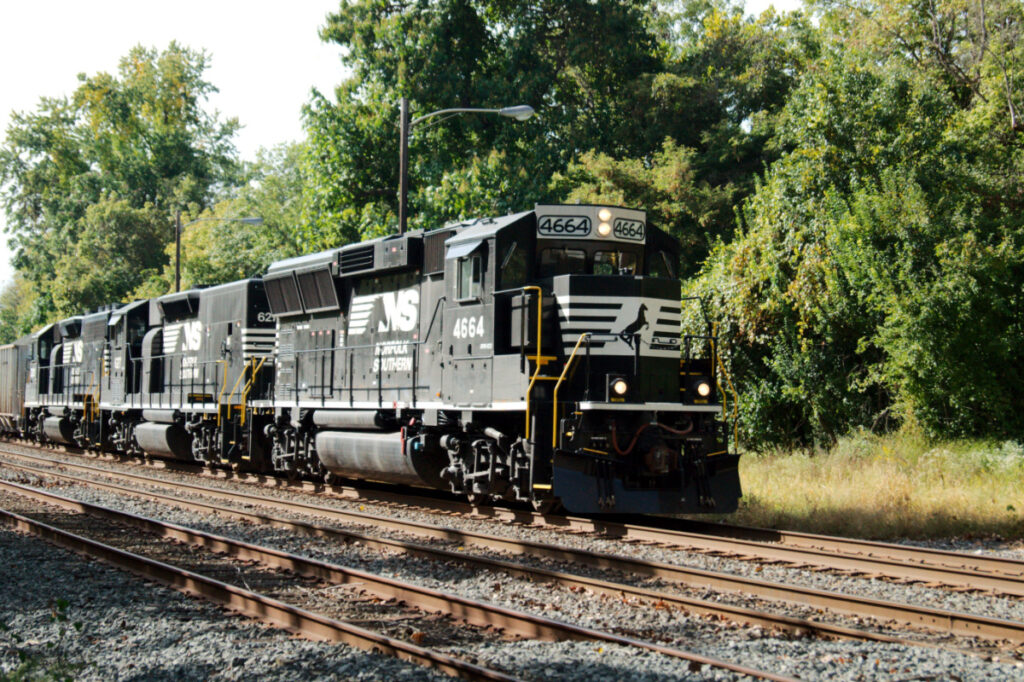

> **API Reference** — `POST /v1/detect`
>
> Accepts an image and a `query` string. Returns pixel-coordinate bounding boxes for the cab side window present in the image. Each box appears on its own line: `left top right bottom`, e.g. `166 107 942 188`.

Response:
499 242 527 288
647 250 676 279
458 255 482 299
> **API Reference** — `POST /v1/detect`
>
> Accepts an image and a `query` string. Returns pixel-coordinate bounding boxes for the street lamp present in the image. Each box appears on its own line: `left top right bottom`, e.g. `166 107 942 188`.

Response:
397 98 535 234
174 211 264 292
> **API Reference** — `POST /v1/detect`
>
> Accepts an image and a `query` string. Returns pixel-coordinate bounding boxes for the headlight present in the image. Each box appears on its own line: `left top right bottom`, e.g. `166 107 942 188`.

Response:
696 381 712 397
612 379 629 396
597 221 612 237
598 208 612 222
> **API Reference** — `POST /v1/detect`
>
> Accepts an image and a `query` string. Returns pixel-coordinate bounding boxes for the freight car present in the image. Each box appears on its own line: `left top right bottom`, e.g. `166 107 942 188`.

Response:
0 203 741 515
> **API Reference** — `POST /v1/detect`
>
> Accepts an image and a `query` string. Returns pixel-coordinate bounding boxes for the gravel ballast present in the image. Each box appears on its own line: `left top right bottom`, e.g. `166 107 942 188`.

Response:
0 526 448 681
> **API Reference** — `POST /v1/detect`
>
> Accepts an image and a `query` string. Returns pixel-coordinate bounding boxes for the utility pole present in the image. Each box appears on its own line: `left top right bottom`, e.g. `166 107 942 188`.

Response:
398 97 410 235
175 209 182 293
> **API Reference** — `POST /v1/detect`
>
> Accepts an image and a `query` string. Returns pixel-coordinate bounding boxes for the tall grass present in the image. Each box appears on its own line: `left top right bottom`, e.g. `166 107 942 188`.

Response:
722 431 1024 540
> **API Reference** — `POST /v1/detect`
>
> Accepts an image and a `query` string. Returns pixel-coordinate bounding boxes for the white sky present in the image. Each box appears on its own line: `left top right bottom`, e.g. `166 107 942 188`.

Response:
0 0 345 285
0 0 803 288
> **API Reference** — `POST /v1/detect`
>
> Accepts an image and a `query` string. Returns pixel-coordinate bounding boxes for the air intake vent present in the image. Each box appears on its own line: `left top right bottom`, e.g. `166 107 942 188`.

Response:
264 273 304 316
296 267 339 313
338 245 375 274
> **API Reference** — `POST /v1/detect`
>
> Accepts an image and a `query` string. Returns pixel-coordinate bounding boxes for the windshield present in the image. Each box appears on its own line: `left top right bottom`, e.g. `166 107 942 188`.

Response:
594 251 638 275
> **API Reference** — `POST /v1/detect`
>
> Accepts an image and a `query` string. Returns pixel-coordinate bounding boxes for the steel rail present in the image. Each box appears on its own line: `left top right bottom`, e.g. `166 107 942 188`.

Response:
669 518 1024 579
0 507 517 681
0 478 795 682
553 518 1024 596
3 451 1023 646
0 456 922 648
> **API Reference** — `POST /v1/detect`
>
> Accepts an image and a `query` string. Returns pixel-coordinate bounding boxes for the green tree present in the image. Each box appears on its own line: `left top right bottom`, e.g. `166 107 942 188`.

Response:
692 24 1024 447
302 0 664 242
0 274 40 343
136 142 307 295
0 42 239 318
552 140 738 276
52 198 170 312
549 1 816 272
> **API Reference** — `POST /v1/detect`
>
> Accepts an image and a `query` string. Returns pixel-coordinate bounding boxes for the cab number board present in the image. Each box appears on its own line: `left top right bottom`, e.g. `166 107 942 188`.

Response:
537 215 591 237
613 218 645 241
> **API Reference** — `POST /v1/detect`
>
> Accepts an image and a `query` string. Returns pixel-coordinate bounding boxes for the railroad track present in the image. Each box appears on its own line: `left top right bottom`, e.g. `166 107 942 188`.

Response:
8 438 1024 599
0 477 794 682
3 445 1023 652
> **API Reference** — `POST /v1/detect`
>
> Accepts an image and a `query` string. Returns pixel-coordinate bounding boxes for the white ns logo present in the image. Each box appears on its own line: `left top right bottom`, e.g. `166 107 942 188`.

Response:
181 320 203 351
379 289 419 333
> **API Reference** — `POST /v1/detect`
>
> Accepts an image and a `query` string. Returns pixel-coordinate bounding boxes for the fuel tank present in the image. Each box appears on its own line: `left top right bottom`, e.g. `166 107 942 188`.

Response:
134 422 192 460
42 416 75 444
314 430 446 488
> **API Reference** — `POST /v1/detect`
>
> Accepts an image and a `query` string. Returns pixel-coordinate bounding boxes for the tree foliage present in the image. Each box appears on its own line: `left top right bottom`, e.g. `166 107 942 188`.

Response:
691 0 1024 446
135 143 306 295
302 0 664 243
0 43 239 327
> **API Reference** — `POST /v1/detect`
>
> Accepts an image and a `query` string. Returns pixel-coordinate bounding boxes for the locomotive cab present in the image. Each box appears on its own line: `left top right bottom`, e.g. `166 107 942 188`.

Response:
428 204 740 514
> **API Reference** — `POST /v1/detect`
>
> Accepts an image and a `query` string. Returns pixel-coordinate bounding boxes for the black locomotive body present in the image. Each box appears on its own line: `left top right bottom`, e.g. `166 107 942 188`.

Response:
0 204 741 515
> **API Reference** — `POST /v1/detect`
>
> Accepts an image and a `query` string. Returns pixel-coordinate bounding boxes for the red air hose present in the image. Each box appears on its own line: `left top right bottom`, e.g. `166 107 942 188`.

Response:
610 421 694 455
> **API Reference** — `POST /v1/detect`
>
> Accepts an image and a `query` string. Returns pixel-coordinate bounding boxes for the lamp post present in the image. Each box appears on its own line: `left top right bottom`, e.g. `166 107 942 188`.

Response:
397 98 535 235
174 211 264 292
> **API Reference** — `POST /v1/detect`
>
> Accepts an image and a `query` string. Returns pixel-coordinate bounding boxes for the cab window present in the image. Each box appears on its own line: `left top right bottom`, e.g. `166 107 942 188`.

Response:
594 251 638 276
499 242 527 288
458 255 482 299
647 250 676 279
538 248 586 277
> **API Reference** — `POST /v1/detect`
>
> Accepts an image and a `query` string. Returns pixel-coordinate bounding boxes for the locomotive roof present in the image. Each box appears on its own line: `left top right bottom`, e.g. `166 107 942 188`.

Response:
265 249 336 275
443 210 531 246
265 210 536 278
32 322 56 339
265 231 425 276
107 299 148 326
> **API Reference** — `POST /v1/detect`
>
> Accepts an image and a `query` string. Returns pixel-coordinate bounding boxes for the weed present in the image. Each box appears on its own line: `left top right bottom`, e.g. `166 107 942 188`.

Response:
707 431 1024 540
1 598 86 682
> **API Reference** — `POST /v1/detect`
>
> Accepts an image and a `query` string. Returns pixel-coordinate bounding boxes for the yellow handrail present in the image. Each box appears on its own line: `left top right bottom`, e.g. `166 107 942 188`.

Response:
551 333 590 448
91 357 104 421
238 357 267 426
84 372 97 422
523 286 544 440
710 323 739 450
709 326 726 418
224 363 249 408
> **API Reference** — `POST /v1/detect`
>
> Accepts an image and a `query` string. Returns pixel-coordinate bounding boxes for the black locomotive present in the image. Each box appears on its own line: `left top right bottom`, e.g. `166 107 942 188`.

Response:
0 204 741 514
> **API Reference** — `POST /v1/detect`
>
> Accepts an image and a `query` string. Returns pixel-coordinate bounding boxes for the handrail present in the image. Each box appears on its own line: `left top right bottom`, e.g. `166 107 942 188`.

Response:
214 360 229 426
224 362 250 406
709 326 726 418
238 357 267 426
90 358 104 421
522 285 545 440
551 333 591 448
83 371 97 422
710 323 739 449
